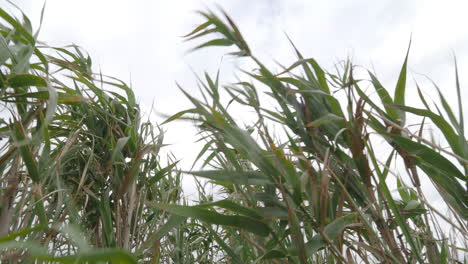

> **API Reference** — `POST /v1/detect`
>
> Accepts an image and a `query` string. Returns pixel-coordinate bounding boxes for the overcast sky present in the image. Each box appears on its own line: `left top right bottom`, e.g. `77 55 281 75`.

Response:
4 0 467 196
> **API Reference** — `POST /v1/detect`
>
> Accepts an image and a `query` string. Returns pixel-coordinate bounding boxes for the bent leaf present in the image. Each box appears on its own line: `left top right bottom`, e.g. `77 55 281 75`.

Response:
147 202 271 237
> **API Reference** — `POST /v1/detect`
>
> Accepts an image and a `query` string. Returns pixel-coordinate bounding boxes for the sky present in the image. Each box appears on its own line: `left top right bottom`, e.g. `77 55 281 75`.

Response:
3 0 468 197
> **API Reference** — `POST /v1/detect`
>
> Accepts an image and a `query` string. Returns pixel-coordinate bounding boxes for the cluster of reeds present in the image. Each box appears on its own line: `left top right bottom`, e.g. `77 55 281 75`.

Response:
159 10 467 264
0 5 184 263
0 5 466 264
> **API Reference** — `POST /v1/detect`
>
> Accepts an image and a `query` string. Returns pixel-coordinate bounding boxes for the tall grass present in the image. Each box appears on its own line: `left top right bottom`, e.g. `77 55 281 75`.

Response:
0 4 466 264
160 9 468 263
0 5 184 263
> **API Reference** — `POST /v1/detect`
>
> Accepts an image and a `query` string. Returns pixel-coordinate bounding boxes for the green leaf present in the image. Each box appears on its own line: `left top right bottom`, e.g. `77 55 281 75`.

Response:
192 38 234 51
35 248 137 264
188 170 272 185
147 202 271 236
393 39 411 124
196 199 262 220
161 109 197 125
388 135 464 181
453 56 464 138
96 191 115 247
305 113 343 127
388 135 467 217
199 11 236 42
304 213 356 256
354 83 388 118
12 121 40 182
0 8 35 44
183 20 212 38
387 104 465 159
440 240 447 264
8 74 47 88
418 162 467 219
368 71 398 120
0 225 46 243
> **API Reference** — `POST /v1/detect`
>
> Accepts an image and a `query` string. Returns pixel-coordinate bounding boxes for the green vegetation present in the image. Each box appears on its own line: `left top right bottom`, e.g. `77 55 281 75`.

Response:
1 5 466 264
0 4 183 263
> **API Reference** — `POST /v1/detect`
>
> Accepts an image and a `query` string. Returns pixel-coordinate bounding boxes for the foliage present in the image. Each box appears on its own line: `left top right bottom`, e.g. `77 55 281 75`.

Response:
162 9 468 264
0 4 184 263
0 4 466 264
